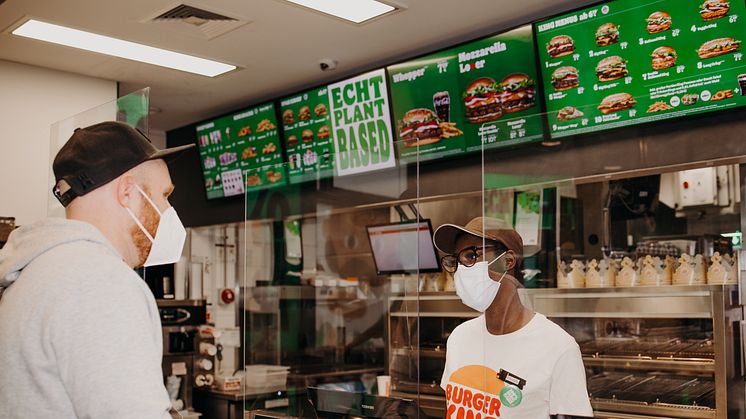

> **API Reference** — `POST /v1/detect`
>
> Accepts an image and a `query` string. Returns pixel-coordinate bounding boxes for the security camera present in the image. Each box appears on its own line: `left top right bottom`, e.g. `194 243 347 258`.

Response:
319 59 338 71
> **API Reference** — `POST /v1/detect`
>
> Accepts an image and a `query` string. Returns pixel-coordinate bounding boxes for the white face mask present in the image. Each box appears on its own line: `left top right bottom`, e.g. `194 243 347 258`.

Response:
125 184 186 267
454 251 507 312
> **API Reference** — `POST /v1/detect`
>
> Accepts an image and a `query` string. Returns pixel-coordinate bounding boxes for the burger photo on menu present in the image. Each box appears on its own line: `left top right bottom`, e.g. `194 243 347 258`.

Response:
547 35 575 58
597 92 636 114
499 73 536 113
463 77 503 123
646 11 672 34
317 125 330 140
398 108 443 147
282 109 295 125
301 129 314 143
551 66 579 91
595 56 628 82
596 23 619 47
700 0 730 21
651 46 677 70
314 103 327 116
287 135 298 147
697 38 741 59
299 106 311 121
557 106 584 121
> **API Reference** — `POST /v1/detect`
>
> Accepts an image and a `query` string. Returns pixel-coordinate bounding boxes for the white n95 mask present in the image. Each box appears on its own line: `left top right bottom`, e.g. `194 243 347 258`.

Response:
126 184 186 267
454 252 507 312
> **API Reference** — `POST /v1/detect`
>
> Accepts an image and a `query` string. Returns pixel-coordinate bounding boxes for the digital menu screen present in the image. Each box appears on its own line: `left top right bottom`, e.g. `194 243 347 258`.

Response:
387 25 544 161
196 103 286 199
279 87 335 184
535 0 746 138
388 48 468 162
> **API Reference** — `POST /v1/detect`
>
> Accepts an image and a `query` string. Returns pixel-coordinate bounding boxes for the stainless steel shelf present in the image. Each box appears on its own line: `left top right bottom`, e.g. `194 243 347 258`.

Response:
519 285 737 319
391 347 446 359
591 400 716 419
583 356 715 374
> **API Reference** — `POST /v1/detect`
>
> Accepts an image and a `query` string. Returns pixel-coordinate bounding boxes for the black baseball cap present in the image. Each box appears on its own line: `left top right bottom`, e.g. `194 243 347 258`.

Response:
52 121 194 207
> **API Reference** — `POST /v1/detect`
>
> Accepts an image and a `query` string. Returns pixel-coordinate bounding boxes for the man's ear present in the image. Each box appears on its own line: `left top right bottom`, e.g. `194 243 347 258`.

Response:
504 251 517 271
116 174 137 207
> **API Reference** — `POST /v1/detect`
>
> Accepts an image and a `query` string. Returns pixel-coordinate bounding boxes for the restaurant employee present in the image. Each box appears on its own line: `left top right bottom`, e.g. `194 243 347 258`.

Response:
0 122 192 418
433 217 593 419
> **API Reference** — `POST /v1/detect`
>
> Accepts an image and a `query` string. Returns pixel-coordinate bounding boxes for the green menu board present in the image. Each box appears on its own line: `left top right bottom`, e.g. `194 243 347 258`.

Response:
535 0 746 139
387 25 544 159
455 26 545 152
196 102 286 199
279 87 334 184
387 48 468 162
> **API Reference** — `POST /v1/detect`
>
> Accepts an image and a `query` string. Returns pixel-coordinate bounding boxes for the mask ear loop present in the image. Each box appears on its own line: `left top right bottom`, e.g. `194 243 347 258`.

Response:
125 206 155 242
487 251 508 283
124 184 161 243
134 184 163 216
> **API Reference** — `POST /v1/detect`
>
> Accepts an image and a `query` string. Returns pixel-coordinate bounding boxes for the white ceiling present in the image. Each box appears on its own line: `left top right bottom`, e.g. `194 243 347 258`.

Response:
0 0 594 132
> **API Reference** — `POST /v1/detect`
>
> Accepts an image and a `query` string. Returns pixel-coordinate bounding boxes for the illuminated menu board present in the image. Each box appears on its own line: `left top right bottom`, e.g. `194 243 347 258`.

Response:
535 0 746 138
279 87 334 184
387 25 544 161
196 103 285 199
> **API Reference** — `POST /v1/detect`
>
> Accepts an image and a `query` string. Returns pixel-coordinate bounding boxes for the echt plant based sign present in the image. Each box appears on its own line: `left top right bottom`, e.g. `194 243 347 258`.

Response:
328 69 396 176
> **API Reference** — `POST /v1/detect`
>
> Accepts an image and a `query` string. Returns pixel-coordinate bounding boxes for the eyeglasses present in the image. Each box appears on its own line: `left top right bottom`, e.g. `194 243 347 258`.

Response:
440 245 502 273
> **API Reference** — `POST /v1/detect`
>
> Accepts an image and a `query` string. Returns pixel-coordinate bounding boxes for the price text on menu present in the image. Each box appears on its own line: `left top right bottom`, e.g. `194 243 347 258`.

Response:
535 0 746 138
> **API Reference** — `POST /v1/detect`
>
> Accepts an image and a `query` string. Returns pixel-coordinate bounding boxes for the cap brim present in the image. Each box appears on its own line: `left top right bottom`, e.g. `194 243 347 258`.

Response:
148 143 195 162
433 223 490 254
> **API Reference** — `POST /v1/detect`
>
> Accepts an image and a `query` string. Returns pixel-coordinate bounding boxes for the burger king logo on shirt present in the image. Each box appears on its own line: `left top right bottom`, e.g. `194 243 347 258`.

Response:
445 365 526 418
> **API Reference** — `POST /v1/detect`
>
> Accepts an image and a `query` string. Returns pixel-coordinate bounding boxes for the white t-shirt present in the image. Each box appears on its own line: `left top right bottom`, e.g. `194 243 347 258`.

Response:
441 313 593 418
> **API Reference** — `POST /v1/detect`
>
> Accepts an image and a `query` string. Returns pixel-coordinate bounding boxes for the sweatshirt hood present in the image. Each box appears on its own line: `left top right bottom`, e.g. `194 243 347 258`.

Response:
0 218 121 292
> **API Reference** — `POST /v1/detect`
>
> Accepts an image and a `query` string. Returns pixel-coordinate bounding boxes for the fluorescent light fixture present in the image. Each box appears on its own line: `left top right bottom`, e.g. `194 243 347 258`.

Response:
12 19 236 77
285 0 395 23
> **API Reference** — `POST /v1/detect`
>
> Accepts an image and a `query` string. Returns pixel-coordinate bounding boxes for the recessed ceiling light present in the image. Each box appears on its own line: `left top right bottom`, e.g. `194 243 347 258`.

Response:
12 19 236 77
285 0 396 24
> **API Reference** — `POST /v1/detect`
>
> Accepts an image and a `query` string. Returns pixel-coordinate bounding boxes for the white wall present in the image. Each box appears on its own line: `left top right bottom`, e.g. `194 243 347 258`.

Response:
0 60 117 226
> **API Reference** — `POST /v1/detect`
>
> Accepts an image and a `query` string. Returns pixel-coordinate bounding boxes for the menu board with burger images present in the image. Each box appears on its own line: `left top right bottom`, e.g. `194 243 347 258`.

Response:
196 102 286 199
455 25 544 152
387 48 467 162
535 0 746 139
280 87 334 184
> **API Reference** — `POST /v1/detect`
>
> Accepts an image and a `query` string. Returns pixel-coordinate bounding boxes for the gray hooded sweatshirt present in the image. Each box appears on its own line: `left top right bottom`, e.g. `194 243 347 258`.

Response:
0 218 171 418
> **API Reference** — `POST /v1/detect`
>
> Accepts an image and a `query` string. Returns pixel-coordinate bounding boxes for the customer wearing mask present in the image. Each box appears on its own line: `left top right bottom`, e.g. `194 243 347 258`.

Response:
433 217 592 419
0 121 193 418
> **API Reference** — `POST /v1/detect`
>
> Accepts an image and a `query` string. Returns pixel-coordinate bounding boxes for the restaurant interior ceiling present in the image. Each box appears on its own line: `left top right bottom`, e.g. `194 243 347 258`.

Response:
0 0 594 132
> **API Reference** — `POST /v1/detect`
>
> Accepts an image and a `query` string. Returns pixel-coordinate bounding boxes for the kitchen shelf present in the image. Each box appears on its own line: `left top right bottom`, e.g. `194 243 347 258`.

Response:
583 356 715 374
391 347 446 359
591 400 716 419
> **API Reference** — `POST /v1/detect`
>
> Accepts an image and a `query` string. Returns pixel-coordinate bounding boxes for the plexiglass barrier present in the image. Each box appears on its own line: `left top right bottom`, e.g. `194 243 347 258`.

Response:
47 88 150 218
189 101 746 419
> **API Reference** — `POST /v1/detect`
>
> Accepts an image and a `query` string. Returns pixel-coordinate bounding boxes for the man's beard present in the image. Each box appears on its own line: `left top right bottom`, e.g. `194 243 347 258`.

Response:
130 199 160 267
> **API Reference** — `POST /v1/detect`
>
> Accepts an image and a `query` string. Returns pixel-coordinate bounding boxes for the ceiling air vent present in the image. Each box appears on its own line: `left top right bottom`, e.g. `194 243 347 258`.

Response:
148 4 249 40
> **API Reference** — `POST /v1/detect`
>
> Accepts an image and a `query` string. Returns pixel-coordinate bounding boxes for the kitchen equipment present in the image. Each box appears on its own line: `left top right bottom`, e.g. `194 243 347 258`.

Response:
522 285 743 419
158 299 207 413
